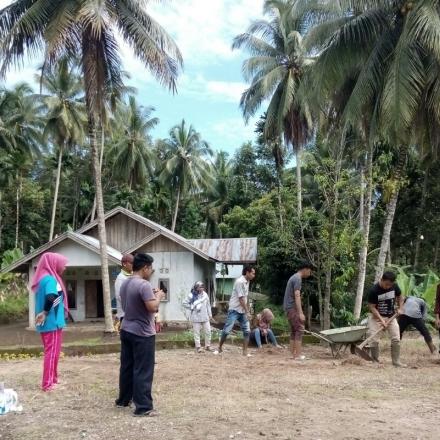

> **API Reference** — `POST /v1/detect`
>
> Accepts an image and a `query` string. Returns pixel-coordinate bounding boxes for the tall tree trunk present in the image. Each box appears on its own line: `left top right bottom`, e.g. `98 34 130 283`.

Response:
90 126 106 221
276 169 284 229
322 170 342 329
374 147 406 282
89 123 114 333
171 185 181 232
359 164 365 231
354 148 373 319
296 146 302 214
82 34 113 333
413 170 429 270
49 143 64 241
15 171 21 249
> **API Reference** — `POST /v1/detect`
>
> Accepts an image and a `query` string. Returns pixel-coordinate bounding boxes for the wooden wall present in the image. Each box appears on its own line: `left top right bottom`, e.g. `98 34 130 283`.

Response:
85 213 155 251
138 235 188 253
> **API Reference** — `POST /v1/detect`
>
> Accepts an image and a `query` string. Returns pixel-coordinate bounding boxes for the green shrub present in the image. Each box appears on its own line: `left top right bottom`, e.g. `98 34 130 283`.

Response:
0 280 28 324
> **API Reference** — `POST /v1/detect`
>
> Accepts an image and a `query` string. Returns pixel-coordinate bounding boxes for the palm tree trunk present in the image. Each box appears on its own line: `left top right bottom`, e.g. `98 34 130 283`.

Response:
49 143 64 241
359 164 365 231
276 169 284 229
15 170 21 249
89 123 114 333
374 147 406 282
90 125 105 221
171 185 181 232
82 33 114 333
413 170 429 270
296 145 303 214
354 149 373 319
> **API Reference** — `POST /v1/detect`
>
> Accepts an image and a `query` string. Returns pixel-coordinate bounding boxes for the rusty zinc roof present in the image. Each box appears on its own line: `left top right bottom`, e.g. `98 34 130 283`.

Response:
187 238 257 264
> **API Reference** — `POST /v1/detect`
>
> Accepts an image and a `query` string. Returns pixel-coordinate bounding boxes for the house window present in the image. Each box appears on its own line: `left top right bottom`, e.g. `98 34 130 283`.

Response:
158 279 170 302
66 280 77 309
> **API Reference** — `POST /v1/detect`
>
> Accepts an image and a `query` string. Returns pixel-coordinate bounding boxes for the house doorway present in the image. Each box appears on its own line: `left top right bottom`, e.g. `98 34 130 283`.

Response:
85 280 104 318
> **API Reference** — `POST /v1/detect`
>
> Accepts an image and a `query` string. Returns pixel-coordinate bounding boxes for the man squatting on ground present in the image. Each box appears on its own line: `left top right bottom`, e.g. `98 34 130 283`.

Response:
367 271 405 367
399 296 436 354
283 261 313 360
218 266 256 356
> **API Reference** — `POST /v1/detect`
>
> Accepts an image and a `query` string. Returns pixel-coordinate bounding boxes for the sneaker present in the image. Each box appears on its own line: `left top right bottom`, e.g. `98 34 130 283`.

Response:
133 409 160 417
205 346 214 352
196 347 204 353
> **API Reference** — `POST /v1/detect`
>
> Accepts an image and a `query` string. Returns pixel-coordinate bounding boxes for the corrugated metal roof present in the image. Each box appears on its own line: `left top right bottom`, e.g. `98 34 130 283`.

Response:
187 238 257 263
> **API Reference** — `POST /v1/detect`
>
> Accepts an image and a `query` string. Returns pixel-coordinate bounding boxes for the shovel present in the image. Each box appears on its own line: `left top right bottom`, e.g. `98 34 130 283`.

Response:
354 313 398 361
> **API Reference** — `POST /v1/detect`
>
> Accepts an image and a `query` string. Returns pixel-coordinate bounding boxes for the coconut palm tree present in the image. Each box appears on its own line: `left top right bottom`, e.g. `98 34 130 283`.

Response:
39 57 87 241
307 0 440 281
108 96 158 196
1 83 43 249
205 151 233 238
233 0 318 214
0 0 182 332
159 120 213 232
255 114 287 228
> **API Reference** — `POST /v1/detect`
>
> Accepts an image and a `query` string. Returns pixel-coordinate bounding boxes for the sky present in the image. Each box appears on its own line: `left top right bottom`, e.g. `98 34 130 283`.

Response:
1 0 266 155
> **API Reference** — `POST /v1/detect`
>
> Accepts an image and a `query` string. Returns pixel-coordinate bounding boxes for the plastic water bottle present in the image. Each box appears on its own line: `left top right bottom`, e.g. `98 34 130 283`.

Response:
0 382 5 415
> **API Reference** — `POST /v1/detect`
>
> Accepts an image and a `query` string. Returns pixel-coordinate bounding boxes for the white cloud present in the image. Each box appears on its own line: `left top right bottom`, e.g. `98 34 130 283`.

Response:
148 0 265 65
175 73 246 104
210 115 258 149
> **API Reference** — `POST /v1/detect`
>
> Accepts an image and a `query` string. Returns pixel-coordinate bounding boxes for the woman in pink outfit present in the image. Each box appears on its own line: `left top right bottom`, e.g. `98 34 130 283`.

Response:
31 252 68 391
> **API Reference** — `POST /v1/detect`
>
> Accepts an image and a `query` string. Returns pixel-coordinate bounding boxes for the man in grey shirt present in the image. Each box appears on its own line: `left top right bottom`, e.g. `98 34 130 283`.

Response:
398 296 436 354
283 261 313 360
115 253 165 417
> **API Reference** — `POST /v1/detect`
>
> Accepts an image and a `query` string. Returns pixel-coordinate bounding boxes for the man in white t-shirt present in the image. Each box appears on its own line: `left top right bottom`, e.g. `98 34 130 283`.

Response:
218 266 256 356
114 254 134 326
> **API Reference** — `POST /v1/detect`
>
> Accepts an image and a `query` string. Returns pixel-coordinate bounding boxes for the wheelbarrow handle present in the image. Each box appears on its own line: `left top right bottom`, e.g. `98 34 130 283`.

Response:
357 313 398 350
304 330 334 345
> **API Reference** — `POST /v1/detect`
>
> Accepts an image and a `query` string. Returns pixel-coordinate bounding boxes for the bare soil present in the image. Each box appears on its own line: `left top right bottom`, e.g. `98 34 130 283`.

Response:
1 337 439 440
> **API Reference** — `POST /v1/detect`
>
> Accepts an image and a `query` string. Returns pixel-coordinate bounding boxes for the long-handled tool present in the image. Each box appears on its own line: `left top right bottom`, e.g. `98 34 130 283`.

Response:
304 329 334 345
354 313 398 361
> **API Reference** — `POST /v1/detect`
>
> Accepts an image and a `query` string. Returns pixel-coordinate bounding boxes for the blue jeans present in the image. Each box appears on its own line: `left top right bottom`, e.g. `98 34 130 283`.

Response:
221 309 250 339
252 328 277 347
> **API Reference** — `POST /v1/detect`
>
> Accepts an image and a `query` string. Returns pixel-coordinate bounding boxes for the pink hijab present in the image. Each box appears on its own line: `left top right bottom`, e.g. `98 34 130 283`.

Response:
31 252 68 312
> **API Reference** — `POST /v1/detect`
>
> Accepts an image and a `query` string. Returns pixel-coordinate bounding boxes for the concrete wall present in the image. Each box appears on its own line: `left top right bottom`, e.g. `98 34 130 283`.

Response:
63 266 118 322
147 251 195 323
28 261 118 326
49 241 107 266
28 246 215 325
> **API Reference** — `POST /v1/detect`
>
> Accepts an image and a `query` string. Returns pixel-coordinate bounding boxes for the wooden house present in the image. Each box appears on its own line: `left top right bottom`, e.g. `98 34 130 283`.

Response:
2 207 257 328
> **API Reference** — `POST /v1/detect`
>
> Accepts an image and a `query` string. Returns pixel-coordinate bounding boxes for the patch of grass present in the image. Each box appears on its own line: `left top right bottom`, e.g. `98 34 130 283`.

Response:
166 329 222 343
0 290 28 324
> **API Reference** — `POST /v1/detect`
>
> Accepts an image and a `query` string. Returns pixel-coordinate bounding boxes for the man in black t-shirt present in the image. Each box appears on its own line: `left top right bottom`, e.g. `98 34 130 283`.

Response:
367 271 405 367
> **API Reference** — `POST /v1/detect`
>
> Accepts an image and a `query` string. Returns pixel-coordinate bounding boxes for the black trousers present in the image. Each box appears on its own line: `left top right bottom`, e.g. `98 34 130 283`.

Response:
117 330 155 413
398 315 432 343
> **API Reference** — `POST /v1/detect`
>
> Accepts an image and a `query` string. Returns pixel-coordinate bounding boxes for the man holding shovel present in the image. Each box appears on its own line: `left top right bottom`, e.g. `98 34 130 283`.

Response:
367 271 405 367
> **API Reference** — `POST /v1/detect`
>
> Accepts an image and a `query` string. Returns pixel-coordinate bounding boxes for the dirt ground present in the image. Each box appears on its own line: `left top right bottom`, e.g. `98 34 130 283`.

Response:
1 337 440 440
